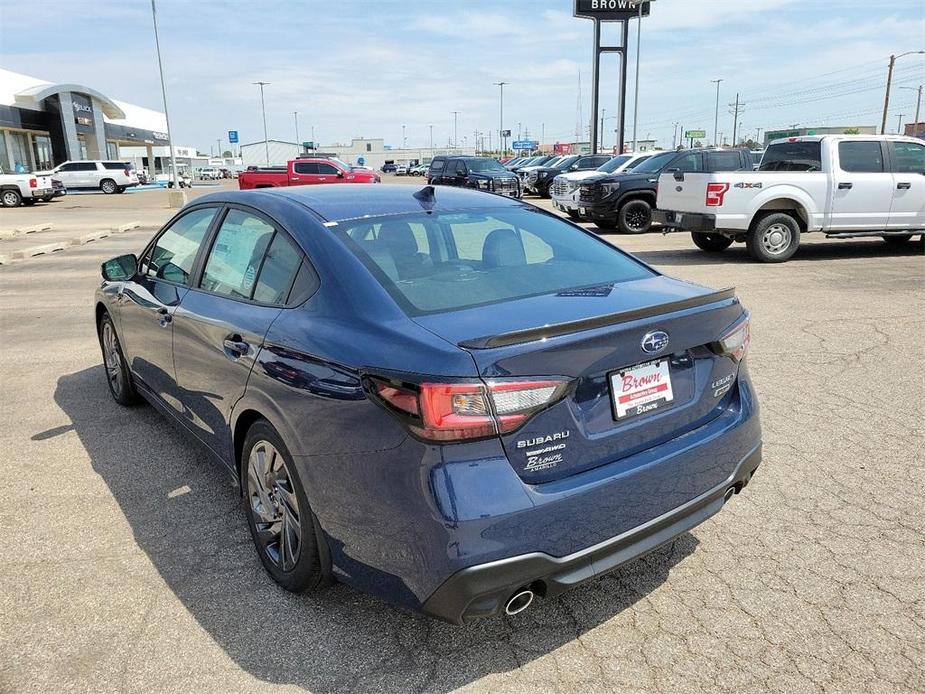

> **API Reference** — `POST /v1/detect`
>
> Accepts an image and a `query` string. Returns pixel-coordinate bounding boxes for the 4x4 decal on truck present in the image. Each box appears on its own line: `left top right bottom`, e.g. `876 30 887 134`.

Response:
734 181 763 189
705 182 730 206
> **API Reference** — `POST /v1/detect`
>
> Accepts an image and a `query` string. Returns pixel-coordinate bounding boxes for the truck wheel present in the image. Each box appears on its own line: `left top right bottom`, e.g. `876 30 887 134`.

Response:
746 213 801 263
882 234 912 247
566 210 581 221
22 199 36 206
594 220 618 231
100 179 117 194
618 199 653 234
41 195 54 202
691 232 733 252
1 189 22 207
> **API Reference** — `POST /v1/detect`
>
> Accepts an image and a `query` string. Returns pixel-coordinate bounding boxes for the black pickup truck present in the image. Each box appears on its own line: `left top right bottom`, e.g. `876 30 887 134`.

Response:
427 156 521 197
522 154 612 198
577 148 754 234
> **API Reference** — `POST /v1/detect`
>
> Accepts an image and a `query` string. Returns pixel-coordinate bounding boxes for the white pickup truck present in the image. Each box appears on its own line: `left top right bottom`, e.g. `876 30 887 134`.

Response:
0 168 54 208
654 135 925 262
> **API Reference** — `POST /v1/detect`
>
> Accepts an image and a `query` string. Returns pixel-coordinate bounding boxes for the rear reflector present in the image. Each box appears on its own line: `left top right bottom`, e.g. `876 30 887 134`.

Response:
370 377 569 442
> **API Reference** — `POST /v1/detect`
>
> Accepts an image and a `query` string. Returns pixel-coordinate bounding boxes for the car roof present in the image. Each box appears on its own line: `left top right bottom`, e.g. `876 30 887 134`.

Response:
195 184 524 223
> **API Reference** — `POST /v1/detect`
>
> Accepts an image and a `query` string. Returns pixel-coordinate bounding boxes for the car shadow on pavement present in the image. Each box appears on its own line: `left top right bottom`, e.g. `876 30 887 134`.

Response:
54 366 699 693
631 237 924 267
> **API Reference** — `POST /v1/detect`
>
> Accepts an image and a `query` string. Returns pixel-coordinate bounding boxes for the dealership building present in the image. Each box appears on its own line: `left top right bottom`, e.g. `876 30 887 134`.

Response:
0 67 172 172
240 137 475 170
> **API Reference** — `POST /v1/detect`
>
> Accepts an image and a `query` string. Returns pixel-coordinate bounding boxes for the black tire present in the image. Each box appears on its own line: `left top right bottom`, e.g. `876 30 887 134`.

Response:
594 220 618 231
41 195 54 202
691 232 733 252
1 189 22 207
746 212 801 263
882 234 913 247
22 198 36 206
100 179 117 194
116 186 126 194
98 312 141 406
242 420 325 593
567 210 582 221
618 199 653 234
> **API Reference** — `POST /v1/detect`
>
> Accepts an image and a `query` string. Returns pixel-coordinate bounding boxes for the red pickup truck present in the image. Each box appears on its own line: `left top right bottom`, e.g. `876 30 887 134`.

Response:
238 157 380 190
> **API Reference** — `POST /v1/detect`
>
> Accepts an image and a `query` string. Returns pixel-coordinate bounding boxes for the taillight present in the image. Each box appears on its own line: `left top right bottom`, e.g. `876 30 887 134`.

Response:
124 168 131 177
29 178 37 188
715 313 751 362
370 377 569 442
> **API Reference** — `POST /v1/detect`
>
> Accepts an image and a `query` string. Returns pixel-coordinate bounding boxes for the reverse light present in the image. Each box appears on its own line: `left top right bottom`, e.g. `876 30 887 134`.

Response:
370 377 569 442
716 314 751 363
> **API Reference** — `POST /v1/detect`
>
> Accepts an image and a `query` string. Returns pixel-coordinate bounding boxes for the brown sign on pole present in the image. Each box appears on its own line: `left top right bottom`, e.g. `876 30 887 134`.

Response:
573 0 650 21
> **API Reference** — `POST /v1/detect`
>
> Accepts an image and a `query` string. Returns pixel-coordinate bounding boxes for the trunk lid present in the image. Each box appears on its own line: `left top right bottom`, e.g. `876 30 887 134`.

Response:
412 276 745 483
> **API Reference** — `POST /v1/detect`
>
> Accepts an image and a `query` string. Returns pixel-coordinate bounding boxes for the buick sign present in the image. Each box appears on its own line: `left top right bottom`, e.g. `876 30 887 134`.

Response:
641 330 669 354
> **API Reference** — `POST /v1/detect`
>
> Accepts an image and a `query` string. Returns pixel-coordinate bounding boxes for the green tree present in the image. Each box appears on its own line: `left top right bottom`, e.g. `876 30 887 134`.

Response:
843 127 861 135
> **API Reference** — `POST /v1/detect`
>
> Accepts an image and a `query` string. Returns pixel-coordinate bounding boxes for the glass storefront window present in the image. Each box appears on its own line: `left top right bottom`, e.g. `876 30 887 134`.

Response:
0 131 11 172
9 131 33 172
32 135 53 170
78 137 89 161
106 141 120 159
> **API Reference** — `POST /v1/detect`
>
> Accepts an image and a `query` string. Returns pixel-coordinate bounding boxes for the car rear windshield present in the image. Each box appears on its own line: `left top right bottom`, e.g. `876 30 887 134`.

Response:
759 142 823 171
334 207 655 315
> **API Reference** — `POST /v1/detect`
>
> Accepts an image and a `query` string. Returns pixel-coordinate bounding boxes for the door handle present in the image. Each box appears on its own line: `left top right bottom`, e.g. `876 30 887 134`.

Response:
897 182 912 190
838 182 853 190
156 307 172 326
223 335 249 358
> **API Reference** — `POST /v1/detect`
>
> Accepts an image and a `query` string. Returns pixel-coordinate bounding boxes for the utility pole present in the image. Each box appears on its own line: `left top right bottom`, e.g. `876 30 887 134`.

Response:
429 125 434 156
494 82 507 158
882 52 925 134
711 78 723 147
900 85 923 137
293 111 299 146
541 122 545 147
631 0 642 153
150 0 179 195
311 126 314 151
671 122 679 149
253 81 270 165
600 109 606 152
474 130 479 155
216 138 221 158
730 93 741 145
896 114 906 134
451 111 459 149
402 124 406 149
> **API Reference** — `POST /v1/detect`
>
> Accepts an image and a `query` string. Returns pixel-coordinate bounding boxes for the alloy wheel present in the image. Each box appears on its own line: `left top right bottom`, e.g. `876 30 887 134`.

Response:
101 180 116 194
247 440 302 572
624 202 650 232
101 321 123 395
761 223 792 255
2 191 19 206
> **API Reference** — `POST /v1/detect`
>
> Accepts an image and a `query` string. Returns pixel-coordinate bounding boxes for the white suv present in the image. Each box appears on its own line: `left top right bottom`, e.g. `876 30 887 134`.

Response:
38 160 139 194
199 167 221 180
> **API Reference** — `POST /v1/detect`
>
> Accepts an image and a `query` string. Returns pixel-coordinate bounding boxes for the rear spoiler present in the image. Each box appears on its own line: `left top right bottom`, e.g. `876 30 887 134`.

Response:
459 287 738 350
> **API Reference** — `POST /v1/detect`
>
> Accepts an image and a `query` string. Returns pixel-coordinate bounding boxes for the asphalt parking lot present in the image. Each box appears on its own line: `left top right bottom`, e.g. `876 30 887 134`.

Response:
1 181 923 693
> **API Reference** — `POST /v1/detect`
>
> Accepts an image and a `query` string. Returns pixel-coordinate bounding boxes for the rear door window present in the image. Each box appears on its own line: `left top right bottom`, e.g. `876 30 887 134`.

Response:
838 141 884 172
142 207 217 285
252 232 303 304
704 150 744 171
200 209 276 300
294 162 318 174
673 152 702 172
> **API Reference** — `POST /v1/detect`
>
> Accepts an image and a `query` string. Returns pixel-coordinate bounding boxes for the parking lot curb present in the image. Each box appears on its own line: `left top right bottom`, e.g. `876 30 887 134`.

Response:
111 220 141 233
12 241 67 259
70 230 111 246
0 224 53 240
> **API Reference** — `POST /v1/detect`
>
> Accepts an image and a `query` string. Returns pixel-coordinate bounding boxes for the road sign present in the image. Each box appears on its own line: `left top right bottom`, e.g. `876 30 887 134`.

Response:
228 130 238 144
512 140 539 150
501 130 511 137
303 141 314 150
574 0 651 21
357 157 365 166
684 130 706 139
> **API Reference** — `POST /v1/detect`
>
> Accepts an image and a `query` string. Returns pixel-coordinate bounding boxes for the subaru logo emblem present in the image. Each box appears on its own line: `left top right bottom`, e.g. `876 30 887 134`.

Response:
641 330 669 354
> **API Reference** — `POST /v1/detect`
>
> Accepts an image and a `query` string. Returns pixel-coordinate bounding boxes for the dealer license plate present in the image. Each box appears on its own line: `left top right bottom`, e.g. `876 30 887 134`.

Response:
579 207 586 215
610 359 674 420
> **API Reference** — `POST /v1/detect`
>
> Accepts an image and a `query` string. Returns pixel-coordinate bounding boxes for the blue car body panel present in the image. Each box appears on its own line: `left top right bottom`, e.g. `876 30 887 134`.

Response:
96 185 762 622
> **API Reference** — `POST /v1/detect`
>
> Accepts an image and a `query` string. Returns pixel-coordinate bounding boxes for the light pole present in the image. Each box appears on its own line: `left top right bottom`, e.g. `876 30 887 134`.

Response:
402 124 406 149
631 0 643 152
429 125 434 157
671 121 679 149
899 85 923 137
494 81 507 158
896 114 906 134
881 51 925 134
293 111 299 146
150 0 179 196
216 138 222 158
253 81 270 165
451 111 459 149
711 78 723 148
600 109 606 152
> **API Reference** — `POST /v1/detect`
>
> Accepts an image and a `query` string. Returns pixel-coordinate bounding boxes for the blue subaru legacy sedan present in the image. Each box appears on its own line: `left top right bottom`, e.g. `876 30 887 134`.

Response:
95 184 761 623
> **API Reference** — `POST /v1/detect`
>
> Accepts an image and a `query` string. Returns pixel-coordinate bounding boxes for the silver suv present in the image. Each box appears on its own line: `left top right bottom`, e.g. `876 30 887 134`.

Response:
39 160 139 194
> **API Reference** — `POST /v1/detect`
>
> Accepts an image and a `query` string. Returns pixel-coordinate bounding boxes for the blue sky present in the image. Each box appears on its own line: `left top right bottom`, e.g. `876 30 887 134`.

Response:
1 0 923 151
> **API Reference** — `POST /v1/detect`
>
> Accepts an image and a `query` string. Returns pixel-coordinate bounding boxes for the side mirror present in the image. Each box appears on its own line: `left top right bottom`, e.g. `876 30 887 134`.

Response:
101 254 137 281
570 164 580 170
336 170 345 178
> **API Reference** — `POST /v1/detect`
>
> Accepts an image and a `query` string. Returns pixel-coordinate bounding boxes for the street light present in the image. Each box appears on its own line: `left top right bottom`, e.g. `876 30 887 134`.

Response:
711 78 723 148
402 124 406 149
881 51 925 134
150 0 179 199
451 111 459 150
494 81 507 157
293 111 299 146
253 81 270 165
899 85 923 137
896 114 906 134
631 0 644 153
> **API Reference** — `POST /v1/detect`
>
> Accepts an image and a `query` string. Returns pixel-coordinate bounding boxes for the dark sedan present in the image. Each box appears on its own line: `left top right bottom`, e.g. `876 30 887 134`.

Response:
95 184 761 623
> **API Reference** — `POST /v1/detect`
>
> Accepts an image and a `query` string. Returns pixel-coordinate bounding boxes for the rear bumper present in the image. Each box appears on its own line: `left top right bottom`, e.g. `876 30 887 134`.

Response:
424 442 761 624
653 210 716 232
30 188 53 198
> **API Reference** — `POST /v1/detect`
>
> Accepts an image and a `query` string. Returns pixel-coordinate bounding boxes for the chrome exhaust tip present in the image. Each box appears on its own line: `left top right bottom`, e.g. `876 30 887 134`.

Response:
723 486 736 502
504 589 534 616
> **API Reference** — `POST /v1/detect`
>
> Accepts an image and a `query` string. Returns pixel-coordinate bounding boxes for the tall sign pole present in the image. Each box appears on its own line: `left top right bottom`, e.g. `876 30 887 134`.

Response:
150 0 179 197
574 1 651 156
